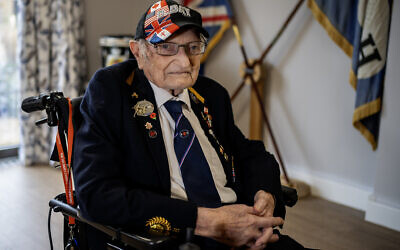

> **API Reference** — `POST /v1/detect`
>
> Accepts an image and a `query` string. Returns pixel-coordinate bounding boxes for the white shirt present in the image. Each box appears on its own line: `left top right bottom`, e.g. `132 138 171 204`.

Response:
148 81 237 203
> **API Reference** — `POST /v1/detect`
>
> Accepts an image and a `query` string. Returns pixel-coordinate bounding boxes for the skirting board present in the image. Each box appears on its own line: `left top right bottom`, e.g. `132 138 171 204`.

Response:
288 169 370 211
289 169 400 232
365 197 400 232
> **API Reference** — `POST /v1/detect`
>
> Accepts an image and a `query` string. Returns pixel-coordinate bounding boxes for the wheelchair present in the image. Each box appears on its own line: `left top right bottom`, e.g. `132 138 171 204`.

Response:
21 92 298 250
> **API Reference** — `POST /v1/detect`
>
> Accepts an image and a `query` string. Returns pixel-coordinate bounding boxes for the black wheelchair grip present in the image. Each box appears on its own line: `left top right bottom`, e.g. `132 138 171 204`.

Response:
21 95 47 113
282 185 298 207
49 199 78 218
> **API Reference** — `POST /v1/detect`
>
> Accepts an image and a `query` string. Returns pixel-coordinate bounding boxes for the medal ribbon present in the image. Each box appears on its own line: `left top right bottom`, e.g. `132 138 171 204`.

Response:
55 98 75 225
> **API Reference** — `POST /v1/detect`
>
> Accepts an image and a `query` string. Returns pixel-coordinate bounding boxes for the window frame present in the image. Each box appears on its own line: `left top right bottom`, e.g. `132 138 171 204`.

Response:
0 0 19 159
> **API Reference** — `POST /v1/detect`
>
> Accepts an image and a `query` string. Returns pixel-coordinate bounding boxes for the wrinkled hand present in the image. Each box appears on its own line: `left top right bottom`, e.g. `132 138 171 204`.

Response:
195 204 283 248
247 190 280 249
253 190 275 217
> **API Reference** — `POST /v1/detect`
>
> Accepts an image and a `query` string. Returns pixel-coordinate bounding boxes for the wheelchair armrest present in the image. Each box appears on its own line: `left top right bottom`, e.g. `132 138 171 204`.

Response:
49 199 173 250
49 186 297 250
281 185 298 207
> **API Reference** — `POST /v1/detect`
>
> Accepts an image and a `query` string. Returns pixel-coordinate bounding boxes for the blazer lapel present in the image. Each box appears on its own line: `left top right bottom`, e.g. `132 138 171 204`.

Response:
188 88 236 184
127 69 171 193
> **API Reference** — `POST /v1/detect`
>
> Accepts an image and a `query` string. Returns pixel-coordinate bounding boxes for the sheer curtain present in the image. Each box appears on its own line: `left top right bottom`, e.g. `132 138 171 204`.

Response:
17 0 87 165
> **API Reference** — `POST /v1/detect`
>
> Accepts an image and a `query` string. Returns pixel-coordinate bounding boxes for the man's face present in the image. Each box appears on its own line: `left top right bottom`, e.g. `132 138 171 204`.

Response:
135 29 202 93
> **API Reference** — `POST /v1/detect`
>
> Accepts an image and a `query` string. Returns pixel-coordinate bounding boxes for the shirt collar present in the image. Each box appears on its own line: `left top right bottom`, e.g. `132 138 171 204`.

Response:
148 80 191 110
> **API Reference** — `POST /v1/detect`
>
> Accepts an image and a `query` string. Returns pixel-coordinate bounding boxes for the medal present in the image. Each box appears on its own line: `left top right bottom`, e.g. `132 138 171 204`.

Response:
134 100 154 117
231 157 236 183
206 119 212 128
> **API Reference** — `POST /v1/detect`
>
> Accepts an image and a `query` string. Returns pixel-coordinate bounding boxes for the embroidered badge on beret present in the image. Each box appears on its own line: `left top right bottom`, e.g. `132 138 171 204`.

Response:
144 0 180 43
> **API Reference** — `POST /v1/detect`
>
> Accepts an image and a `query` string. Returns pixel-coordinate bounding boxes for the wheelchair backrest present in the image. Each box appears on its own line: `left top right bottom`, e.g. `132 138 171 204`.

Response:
71 97 83 135
50 96 83 166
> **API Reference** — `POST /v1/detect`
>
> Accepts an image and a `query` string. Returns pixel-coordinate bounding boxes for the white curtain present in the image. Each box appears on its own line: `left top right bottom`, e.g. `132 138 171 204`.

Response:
17 0 87 165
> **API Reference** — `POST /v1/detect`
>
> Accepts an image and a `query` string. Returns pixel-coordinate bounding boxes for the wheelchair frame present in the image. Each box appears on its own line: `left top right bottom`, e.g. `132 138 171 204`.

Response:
22 92 298 250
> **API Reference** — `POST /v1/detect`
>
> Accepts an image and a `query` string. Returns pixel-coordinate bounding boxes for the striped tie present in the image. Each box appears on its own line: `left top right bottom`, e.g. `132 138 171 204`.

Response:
164 100 221 208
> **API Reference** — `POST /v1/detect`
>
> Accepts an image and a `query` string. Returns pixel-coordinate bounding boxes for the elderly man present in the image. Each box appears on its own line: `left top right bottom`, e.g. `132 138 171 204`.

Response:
73 0 306 249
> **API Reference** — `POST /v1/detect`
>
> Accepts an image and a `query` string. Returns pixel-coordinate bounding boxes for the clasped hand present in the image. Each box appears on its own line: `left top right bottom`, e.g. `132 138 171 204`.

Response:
195 190 283 249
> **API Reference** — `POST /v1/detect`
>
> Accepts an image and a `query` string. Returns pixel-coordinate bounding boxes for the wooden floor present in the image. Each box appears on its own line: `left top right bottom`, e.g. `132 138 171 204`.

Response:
0 159 64 250
1 159 400 250
282 197 400 249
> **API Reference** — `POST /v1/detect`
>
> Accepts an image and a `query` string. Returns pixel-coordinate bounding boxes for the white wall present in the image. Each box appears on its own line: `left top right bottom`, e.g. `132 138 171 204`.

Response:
84 0 400 231
85 0 154 76
367 0 400 230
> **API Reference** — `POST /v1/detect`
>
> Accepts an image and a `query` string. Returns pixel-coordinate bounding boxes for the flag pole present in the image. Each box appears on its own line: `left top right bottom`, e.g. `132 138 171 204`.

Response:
228 0 302 184
257 0 305 64
230 0 304 103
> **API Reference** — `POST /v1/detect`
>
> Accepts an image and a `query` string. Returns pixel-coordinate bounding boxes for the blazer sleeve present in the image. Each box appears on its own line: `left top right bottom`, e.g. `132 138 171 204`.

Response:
73 67 198 231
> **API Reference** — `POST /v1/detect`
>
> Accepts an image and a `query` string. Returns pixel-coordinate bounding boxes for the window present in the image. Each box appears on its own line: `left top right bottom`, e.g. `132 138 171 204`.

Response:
0 0 19 157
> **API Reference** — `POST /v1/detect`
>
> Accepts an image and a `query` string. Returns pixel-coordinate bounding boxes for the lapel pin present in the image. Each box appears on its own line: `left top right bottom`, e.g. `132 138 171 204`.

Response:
145 122 153 130
201 112 207 121
149 130 157 138
224 153 229 161
132 92 139 98
134 100 154 117
150 112 157 120
207 114 212 128
190 92 199 104
180 129 190 139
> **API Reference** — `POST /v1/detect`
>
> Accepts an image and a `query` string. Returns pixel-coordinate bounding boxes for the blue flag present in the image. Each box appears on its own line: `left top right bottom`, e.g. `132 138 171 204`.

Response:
184 0 233 64
308 0 392 150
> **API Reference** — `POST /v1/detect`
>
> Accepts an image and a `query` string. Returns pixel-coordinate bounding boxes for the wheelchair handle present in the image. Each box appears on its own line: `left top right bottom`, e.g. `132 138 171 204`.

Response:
49 198 78 218
21 92 64 127
21 94 49 113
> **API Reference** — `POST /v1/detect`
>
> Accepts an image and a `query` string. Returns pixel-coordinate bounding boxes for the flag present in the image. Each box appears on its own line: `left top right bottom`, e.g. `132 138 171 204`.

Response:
308 0 392 150
183 0 233 64
144 1 179 44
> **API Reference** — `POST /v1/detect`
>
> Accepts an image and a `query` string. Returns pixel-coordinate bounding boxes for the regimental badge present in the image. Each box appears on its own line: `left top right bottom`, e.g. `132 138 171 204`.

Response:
145 217 171 236
133 100 154 117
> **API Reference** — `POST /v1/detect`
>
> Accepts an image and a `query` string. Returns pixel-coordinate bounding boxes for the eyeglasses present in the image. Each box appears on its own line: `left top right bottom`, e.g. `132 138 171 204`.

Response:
148 41 207 56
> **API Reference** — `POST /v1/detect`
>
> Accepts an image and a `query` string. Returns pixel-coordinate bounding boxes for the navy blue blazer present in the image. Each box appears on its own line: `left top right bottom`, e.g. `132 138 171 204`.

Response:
73 59 284 233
